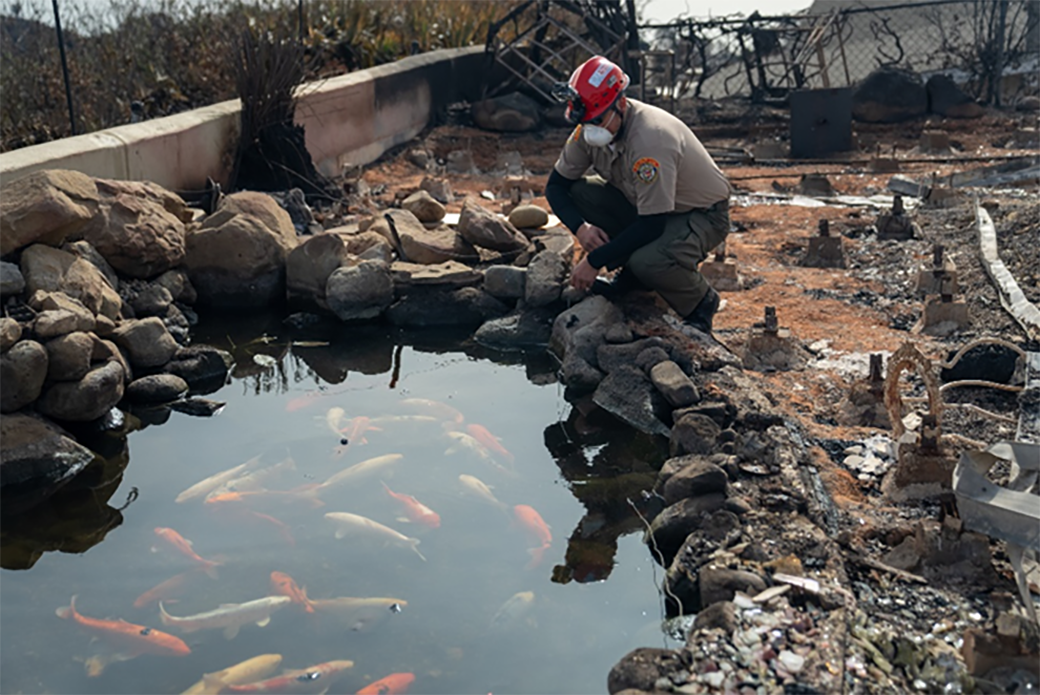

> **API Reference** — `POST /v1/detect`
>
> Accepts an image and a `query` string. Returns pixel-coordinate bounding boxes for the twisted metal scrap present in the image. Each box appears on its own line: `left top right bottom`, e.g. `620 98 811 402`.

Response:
953 441 1040 624
884 342 943 443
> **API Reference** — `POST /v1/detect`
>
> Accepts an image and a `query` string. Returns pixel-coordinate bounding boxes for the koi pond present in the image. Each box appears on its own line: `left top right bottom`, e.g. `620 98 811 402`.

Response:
1 314 679 695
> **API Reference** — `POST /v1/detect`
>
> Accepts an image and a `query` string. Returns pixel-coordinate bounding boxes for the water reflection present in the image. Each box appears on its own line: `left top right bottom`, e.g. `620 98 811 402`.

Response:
544 406 668 585
1 440 130 571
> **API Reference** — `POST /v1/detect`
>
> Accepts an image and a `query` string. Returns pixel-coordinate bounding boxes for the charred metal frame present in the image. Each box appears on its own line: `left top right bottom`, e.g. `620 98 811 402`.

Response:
482 0 638 103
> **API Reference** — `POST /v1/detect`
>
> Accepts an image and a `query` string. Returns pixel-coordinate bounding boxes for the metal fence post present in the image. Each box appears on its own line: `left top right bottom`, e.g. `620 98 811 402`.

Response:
51 0 76 136
992 0 1008 107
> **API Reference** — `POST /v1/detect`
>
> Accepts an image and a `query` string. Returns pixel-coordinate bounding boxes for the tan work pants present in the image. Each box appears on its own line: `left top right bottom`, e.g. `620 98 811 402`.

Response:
570 176 730 317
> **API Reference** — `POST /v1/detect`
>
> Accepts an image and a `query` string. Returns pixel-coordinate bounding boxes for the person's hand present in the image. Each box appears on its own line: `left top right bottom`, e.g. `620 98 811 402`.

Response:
575 222 609 252
569 257 600 291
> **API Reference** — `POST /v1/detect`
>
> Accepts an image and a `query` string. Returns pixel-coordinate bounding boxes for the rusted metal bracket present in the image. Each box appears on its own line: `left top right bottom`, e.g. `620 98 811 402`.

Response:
884 342 943 443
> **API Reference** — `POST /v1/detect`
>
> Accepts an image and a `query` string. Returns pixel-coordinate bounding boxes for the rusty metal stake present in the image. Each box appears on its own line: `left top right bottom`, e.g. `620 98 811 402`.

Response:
818 219 830 237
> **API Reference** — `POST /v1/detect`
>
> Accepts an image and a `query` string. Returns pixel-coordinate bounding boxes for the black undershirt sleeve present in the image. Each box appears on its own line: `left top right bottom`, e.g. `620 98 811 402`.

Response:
544 169 585 234
586 214 668 271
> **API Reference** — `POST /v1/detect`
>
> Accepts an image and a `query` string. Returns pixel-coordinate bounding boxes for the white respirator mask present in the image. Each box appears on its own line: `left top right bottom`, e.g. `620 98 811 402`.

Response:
582 125 614 147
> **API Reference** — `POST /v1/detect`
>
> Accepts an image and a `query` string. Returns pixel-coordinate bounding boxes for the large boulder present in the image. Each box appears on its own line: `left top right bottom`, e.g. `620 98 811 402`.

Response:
549 295 624 367
62 240 120 291
457 200 528 253
80 192 186 278
607 648 685 695
370 210 478 264
592 364 672 437
1 260 25 296
524 249 567 307
29 291 97 338
35 360 125 422
94 178 193 223
401 190 445 223
20 244 122 319
0 170 99 256
110 317 179 368
852 67 928 123
184 192 298 308
326 260 394 321
471 92 542 132
44 331 94 382
286 233 351 308
473 307 557 349
0 412 98 514
164 345 233 392
0 340 48 412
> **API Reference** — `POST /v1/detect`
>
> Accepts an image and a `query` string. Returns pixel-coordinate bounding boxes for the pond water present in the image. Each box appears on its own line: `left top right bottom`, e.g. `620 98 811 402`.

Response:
0 315 680 695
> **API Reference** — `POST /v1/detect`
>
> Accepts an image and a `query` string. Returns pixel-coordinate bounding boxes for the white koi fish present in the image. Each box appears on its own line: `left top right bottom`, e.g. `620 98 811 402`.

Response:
315 454 403 494
159 596 291 640
490 590 536 630
325 407 348 437
397 398 465 424
201 659 354 695
458 474 507 512
175 456 261 504
182 653 283 694
324 512 426 561
308 597 407 632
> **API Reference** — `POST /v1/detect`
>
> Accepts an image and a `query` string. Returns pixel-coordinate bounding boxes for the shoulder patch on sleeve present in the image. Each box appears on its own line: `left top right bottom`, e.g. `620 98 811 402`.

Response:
569 125 582 143
633 157 660 184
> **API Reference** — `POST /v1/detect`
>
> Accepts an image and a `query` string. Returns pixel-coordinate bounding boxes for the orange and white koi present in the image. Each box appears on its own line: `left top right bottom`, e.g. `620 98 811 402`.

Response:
270 572 314 613
513 505 552 570
466 423 514 464
175 455 261 504
153 527 221 578
205 486 322 511
159 596 291 640
315 454 404 494
381 481 440 529
201 660 354 694
445 432 515 477
324 512 426 561
56 595 190 676
356 672 416 695
207 457 297 499
182 653 284 695
397 397 465 424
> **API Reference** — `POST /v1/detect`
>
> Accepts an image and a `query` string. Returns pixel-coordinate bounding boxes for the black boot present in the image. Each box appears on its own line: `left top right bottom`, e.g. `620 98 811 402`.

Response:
683 287 720 334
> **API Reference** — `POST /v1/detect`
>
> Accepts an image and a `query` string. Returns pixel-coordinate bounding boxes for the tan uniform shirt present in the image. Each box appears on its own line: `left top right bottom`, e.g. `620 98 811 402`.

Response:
553 99 731 216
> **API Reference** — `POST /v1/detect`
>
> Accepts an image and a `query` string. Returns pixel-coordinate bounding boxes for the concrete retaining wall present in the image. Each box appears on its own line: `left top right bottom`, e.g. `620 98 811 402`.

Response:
0 46 485 192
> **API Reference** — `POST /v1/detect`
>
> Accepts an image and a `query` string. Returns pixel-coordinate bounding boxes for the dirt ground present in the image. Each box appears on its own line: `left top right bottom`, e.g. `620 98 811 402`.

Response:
332 100 1040 692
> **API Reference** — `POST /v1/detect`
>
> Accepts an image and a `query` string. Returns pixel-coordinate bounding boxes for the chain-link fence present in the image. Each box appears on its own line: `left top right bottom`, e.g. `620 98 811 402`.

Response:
640 0 1040 107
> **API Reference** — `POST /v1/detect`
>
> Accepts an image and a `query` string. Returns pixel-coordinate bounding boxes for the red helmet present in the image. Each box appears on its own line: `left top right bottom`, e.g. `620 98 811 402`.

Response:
556 56 629 125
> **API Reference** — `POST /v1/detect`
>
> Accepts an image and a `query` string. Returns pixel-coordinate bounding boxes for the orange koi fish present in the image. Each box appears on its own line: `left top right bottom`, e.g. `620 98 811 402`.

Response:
153 527 221 578
56 595 190 675
382 481 441 529
466 423 514 464
132 569 211 609
513 505 552 570
356 672 416 695
286 391 326 412
270 571 315 613
202 659 354 694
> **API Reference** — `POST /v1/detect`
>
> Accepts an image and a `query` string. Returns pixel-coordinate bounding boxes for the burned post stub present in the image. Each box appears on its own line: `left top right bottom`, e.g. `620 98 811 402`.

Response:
802 218 845 268
915 252 969 337
915 244 960 296
741 306 809 372
699 241 744 291
876 194 919 241
880 343 957 502
838 353 891 428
